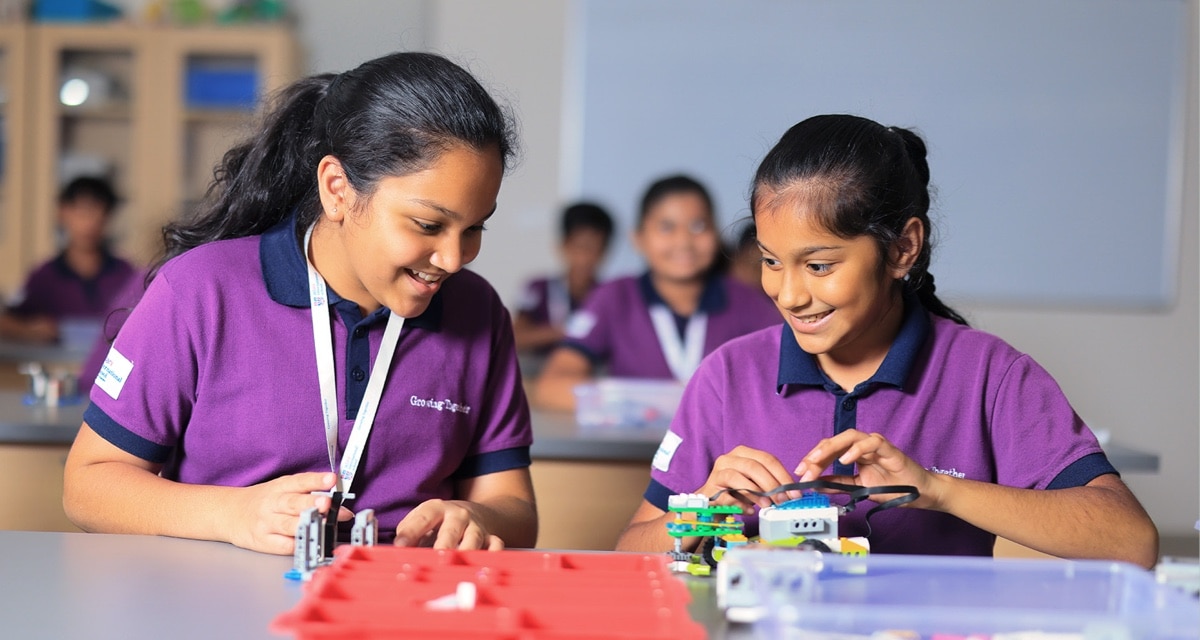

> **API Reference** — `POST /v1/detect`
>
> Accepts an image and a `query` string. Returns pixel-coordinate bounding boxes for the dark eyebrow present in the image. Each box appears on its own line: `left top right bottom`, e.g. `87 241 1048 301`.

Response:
411 199 497 223
411 199 463 222
797 245 842 257
757 240 842 258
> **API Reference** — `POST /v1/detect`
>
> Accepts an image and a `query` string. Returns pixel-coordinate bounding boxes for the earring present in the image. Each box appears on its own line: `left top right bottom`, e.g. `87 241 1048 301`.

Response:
331 206 338 214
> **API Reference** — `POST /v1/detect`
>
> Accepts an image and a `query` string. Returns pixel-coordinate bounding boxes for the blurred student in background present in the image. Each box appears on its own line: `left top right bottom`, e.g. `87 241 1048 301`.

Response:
532 174 779 411
512 202 614 355
0 176 137 344
78 273 147 385
728 221 767 294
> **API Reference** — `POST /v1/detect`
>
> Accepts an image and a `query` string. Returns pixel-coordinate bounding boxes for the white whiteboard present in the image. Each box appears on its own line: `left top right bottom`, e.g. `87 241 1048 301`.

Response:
569 0 1188 308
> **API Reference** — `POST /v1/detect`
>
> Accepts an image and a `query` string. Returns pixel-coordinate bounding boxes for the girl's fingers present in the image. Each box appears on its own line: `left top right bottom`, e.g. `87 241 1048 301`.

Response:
456 525 487 550
394 501 446 547
261 532 296 556
263 512 299 543
710 447 798 505
838 433 900 472
710 465 784 508
730 446 796 486
795 430 872 478
433 516 467 550
281 471 339 494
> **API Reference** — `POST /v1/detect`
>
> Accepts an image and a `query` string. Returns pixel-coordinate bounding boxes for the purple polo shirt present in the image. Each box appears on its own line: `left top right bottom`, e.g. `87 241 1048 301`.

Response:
561 273 780 379
84 216 532 543
8 251 137 320
646 299 1116 557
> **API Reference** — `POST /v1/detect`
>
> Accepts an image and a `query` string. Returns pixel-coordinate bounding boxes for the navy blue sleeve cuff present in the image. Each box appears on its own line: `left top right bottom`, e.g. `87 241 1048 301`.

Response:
645 478 680 512
453 446 531 479
1047 452 1118 490
83 403 173 464
559 340 603 367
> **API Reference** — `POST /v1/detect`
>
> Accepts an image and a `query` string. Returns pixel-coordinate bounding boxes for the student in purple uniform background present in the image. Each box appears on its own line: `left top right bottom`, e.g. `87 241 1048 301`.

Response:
532 175 780 412
617 115 1157 568
77 271 147 386
64 52 537 555
0 177 137 344
512 202 614 355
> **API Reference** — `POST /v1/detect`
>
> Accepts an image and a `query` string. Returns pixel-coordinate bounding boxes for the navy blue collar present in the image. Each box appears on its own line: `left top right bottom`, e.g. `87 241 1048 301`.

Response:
637 271 727 315
776 295 929 394
259 214 441 330
52 249 118 282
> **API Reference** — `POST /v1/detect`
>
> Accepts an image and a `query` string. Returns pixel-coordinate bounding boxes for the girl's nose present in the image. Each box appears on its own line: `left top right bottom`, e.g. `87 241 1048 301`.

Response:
429 237 465 274
774 268 810 311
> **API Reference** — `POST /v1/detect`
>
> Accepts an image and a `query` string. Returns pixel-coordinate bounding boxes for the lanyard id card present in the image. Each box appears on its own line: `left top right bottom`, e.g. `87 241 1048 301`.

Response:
648 305 707 382
304 223 404 493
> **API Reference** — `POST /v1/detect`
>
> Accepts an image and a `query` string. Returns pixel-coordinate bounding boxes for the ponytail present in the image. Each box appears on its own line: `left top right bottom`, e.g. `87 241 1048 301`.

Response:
907 271 967 326
158 75 333 270
154 52 517 278
890 126 968 326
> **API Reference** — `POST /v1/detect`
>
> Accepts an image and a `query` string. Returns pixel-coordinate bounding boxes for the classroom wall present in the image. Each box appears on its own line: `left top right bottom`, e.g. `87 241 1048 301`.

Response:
294 1 1199 547
287 0 429 73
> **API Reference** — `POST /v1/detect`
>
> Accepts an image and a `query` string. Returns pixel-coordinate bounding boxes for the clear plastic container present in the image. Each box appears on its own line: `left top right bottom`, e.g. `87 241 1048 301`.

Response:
725 547 1200 639
573 378 685 430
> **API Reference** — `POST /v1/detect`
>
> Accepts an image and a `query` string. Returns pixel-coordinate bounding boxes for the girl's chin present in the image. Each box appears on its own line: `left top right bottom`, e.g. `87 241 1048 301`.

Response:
384 295 432 319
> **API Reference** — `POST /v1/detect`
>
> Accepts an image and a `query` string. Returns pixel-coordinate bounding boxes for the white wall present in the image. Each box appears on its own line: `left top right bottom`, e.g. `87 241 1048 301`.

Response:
426 1 572 296
301 0 1199 548
287 0 429 73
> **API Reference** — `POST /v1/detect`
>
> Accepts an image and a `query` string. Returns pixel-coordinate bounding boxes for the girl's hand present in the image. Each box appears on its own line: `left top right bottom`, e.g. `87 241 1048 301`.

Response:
227 471 353 555
793 429 942 509
697 445 799 511
394 499 505 551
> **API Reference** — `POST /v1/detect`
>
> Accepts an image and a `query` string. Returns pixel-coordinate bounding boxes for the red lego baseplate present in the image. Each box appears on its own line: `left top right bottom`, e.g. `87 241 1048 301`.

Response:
271 545 706 639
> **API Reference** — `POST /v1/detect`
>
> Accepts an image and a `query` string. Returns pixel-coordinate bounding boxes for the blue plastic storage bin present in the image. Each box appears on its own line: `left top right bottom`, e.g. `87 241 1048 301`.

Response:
185 66 258 109
33 0 120 22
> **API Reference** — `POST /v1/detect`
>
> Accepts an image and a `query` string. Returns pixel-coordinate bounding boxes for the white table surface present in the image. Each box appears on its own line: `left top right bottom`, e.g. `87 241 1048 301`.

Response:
0 531 743 640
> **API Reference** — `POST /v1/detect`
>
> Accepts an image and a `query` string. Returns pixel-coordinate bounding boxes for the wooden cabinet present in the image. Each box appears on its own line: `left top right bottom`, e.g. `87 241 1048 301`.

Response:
0 23 30 299
0 23 297 295
530 459 650 550
0 443 79 532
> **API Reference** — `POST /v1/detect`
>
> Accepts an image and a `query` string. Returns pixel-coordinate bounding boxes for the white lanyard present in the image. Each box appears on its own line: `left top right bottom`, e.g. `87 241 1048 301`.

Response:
546 277 571 327
648 305 707 381
304 224 404 493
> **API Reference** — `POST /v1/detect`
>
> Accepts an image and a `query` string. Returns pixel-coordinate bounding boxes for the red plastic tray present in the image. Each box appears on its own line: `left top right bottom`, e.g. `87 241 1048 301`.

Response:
271 546 705 639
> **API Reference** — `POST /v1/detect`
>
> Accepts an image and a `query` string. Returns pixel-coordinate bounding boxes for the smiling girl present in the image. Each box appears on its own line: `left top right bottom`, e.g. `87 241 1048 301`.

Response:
63 52 537 555
616 115 1157 568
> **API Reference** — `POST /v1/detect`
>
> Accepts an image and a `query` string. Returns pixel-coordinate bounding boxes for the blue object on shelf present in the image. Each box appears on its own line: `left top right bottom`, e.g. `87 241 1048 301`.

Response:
33 0 121 22
185 66 259 109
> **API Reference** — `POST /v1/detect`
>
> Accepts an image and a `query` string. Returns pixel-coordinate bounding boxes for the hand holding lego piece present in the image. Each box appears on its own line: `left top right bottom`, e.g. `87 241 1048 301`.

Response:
393 499 505 551
793 428 941 510
696 445 800 511
228 471 354 555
